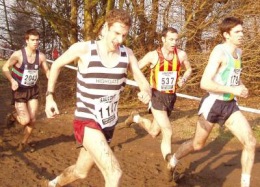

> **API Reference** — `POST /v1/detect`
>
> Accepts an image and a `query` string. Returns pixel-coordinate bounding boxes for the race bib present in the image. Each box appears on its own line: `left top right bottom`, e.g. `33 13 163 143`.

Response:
21 69 38 86
94 92 120 129
158 71 177 91
228 68 241 86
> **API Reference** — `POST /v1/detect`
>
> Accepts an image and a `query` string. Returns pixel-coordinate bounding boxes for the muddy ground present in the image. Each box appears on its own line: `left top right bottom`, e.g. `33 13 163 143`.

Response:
0 78 260 187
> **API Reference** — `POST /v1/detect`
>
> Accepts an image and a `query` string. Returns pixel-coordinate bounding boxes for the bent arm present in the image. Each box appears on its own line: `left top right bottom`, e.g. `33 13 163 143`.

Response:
45 42 88 118
2 51 19 83
47 43 84 93
128 48 151 102
138 51 156 69
180 51 192 81
40 53 50 79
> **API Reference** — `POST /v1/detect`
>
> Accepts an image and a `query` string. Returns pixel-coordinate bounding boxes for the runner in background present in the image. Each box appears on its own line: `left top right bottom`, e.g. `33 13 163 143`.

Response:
2 28 50 152
124 27 192 181
170 17 256 187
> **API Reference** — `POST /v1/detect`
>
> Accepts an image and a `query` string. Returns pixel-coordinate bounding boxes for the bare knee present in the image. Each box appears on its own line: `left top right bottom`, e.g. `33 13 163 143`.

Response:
161 127 172 138
150 129 161 138
74 169 88 180
139 118 161 137
18 116 30 126
192 140 205 151
106 165 122 182
111 166 122 180
244 135 256 151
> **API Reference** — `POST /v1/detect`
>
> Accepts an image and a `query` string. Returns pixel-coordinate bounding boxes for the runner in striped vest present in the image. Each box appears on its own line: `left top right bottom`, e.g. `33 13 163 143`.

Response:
44 9 151 187
124 27 192 181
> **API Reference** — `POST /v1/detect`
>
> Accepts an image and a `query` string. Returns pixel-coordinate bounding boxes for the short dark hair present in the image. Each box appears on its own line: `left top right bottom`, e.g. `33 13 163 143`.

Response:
219 17 243 37
25 29 40 40
106 9 132 28
161 27 178 37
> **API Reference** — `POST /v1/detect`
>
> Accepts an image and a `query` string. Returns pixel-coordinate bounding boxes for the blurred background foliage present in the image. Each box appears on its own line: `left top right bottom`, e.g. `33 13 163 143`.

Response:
0 0 259 103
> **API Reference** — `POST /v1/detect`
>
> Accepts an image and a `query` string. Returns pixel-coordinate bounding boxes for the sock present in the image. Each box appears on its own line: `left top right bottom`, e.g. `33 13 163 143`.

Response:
133 114 140 123
241 173 250 187
49 176 59 187
169 154 179 168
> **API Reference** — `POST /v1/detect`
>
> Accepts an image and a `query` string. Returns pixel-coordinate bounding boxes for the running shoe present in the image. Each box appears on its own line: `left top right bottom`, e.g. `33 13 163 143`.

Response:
17 143 35 153
40 179 61 187
124 111 139 127
165 154 176 182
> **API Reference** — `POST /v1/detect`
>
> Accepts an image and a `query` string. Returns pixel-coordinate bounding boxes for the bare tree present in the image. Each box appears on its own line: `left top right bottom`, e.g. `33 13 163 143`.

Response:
0 0 259 94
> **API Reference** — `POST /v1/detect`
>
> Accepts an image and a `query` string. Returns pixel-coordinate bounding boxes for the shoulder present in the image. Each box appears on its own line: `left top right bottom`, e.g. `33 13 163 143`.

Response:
176 48 188 62
13 49 22 57
176 48 186 57
211 44 226 57
10 50 22 60
38 51 46 59
124 46 133 55
208 44 226 65
69 41 90 53
144 50 158 60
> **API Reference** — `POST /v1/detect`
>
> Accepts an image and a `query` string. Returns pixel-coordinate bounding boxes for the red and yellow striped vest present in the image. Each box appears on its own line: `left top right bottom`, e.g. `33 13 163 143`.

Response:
150 47 181 94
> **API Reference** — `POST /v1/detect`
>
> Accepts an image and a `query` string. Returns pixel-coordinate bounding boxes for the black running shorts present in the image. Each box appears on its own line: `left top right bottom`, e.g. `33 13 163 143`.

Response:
12 85 39 103
151 88 177 116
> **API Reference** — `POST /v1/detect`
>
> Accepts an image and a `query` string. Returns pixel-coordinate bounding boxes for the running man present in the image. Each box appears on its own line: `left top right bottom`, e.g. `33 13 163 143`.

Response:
169 17 256 187
2 28 49 152
44 9 151 187
124 27 192 180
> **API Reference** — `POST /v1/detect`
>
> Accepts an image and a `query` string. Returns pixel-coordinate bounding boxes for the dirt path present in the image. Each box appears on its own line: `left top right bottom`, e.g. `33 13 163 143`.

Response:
0 78 260 187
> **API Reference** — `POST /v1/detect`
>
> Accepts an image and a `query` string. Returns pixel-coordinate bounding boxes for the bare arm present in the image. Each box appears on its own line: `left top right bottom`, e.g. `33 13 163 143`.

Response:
127 48 151 104
2 51 19 82
39 53 50 79
2 51 20 90
138 51 157 69
177 50 192 87
45 42 88 118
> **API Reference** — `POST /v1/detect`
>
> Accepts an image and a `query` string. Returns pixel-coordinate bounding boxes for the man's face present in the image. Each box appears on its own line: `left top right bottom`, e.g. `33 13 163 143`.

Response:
105 22 129 51
162 32 178 52
26 35 40 50
226 24 244 46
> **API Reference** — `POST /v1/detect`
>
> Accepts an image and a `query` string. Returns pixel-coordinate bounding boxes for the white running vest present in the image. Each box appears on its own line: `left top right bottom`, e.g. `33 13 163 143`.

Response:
74 41 129 129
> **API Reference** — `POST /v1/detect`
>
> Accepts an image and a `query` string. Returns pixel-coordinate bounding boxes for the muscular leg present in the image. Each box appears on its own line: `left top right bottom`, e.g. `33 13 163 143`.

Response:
225 111 256 187
14 102 30 126
56 148 95 186
138 115 161 138
54 127 122 187
22 99 38 144
83 127 122 187
152 108 173 159
175 115 214 160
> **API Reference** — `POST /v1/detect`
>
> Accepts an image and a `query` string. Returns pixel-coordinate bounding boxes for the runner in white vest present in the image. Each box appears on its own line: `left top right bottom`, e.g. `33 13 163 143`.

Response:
170 17 256 187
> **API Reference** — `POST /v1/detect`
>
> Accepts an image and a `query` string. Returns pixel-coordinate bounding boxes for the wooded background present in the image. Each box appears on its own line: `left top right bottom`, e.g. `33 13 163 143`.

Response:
0 0 259 96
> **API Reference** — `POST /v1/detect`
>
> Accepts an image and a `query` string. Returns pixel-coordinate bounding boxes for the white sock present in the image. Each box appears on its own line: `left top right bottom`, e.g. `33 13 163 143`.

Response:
241 173 250 187
133 114 140 123
49 176 59 187
169 154 179 168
